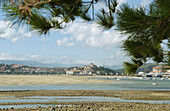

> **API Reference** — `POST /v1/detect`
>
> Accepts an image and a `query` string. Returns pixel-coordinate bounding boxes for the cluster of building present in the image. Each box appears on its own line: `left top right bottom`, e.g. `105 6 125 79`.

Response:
0 63 115 75
66 63 116 75
2 63 168 77
66 63 97 75
138 65 170 77
0 64 67 74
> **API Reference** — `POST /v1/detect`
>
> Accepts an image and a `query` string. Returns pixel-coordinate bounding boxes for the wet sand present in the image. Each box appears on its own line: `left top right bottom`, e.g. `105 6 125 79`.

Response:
1 101 170 111
0 75 169 110
0 75 133 85
0 90 170 111
0 90 170 100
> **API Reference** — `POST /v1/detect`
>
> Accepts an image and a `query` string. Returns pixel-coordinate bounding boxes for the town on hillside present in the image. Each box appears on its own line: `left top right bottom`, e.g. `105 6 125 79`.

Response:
0 63 169 77
137 65 170 77
0 63 115 76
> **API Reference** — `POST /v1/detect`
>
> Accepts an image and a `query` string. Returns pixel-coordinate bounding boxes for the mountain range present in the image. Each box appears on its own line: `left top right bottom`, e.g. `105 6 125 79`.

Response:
0 60 159 72
0 60 124 69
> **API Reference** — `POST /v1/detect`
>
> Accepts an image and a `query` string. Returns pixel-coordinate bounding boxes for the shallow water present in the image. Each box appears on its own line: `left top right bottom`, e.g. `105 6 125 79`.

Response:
96 77 170 90
0 78 170 109
0 77 169 91
0 96 170 108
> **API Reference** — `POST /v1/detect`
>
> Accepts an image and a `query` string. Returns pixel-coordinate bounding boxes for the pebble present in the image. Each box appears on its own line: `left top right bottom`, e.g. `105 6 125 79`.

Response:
87 106 91 109
37 106 41 108
50 107 55 111
10 107 14 109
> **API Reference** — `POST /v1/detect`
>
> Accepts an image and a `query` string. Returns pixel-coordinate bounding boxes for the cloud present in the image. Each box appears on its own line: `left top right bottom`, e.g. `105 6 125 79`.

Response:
11 37 19 42
42 38 46 41
0 52 128 66
0 53 41 61
0 52 93 65
0 21 33 42
106 55 115 60
118 0 128 4
95 0 127 11
103 50 129 66
56 37 74 47
0 53 16 60
74 60 94 65
59 19 125 48
60 56 71 59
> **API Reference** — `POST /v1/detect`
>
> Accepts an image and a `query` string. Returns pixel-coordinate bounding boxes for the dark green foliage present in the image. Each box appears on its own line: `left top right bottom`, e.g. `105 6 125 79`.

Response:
123 59 143 74
116 0 170 74
28 13 63 35
96 8 114 29
96 0 118 29
136 63 159 73
0 0 94 34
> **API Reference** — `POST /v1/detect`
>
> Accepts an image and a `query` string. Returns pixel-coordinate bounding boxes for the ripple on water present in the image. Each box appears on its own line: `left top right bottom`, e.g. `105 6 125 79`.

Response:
0 78 170 91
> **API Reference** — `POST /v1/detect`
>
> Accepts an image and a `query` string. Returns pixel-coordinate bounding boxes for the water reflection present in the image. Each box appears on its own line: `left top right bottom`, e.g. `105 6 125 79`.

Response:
0 96 170 109
0 77 169 91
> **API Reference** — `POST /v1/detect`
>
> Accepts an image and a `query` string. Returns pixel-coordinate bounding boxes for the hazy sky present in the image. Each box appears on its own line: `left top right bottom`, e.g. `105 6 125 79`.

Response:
0 0 152 66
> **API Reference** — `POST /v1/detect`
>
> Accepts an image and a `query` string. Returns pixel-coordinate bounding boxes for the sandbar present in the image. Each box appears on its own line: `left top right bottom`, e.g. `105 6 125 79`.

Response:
0 75 132 85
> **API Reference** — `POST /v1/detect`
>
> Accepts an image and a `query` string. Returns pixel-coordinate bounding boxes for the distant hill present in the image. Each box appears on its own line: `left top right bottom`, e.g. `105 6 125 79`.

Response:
110 63 161 74
102 65 124 70
0 60 160 74
136 63 159 73
0 60 85 68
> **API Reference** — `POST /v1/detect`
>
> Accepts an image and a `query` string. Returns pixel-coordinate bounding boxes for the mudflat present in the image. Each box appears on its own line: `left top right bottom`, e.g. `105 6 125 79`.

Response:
0 75 169 111
0 90 170 111
0 75 132 85
0 90 170 100
1 101 170 111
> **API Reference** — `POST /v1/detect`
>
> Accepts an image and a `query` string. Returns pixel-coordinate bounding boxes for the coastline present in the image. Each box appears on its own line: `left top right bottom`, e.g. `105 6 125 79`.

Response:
0 90 170 100
1 101 170 111
0 75 169 110
0 90 170 111
0 75 134 86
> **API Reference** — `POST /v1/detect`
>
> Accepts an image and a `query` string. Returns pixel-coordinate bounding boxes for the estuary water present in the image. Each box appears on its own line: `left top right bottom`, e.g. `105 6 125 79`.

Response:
0 77 170 109
1 96 170 109
0 77 169 91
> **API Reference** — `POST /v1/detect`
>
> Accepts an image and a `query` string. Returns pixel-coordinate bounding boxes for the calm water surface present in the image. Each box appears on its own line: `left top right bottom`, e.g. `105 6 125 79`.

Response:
0 96 170 108
0 77 169 91
0 78 170 108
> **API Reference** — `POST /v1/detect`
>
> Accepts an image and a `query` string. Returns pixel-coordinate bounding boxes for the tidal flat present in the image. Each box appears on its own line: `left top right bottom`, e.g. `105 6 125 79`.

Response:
0 90 170 110
0 75 170 110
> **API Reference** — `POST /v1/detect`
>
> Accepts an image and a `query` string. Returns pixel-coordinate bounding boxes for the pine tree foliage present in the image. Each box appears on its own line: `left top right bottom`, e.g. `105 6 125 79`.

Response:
0 0 101 34
96 0 118 29
0 0 118 34
116 0 170 74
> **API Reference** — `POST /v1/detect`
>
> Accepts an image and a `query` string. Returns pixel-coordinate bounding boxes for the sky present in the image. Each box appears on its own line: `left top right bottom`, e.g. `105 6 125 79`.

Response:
0 0 153 66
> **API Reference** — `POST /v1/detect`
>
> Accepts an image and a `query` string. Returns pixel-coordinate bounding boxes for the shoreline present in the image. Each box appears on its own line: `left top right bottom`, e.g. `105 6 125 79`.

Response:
0 75 169 110
0 75 134 86
0 90 170 100
1 101 170 111
0 90 170 111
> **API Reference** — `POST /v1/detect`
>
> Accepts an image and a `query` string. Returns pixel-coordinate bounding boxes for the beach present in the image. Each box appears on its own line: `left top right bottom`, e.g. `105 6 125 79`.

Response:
0 75 132 85
0 75 170 111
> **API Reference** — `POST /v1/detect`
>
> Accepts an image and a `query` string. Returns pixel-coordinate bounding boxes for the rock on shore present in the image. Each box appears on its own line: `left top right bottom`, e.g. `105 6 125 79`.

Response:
2 102 170 111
